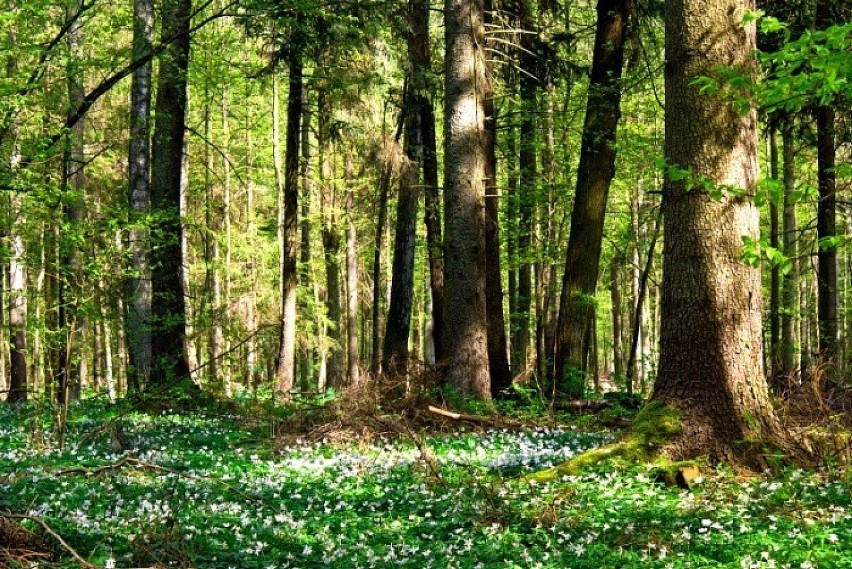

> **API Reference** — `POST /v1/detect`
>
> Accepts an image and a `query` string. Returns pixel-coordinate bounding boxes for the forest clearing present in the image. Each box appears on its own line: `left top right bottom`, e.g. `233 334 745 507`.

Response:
1 0 851 565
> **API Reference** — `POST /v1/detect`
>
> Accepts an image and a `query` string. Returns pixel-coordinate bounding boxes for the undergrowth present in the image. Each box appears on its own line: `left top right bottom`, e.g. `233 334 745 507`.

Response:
0 395 850 568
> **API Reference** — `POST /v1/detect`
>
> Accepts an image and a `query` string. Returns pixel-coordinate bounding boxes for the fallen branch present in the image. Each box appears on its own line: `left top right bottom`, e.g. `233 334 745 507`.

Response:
427 405 494 424
554 400 614 412
1 511 96 568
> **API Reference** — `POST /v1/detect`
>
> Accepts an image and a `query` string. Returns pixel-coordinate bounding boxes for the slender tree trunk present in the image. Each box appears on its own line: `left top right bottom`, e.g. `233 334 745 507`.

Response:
780 119 798 375
816 103 837 366
626 209 660 396
275 42 303 398
62 0 87 402
554 0 632 398
483 0 512 395
768 127 781 377
371 163 391 373
344 153 360 386
299 98 313 389
443 0 491 399
126 0 153 392
610 257 623 385
651 0 784 463
319 101 344 387
4 11 26 404
149 0 191 384
514 0 537 379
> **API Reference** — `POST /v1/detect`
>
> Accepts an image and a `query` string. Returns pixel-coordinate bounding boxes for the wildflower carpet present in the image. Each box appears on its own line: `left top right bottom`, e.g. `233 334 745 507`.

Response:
1 402 850 568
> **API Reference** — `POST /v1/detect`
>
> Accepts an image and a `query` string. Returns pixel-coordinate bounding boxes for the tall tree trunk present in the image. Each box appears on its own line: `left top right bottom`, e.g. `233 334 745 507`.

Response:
344 153 360 386
610 257 623 385
514 0 537 379
382 159 418 374
443 0 491 399
651 0 784 463
4 10 26 404
483 0 512 396
554 0 632 398
768 127 781 376
149 0 191 385
299 99 313 389
626 209 660 396
61 0 87 402
126 0 153 393
371 163 391 373
319 101 344 388
275 42 303 398
780 119 798 375
814 0 837 371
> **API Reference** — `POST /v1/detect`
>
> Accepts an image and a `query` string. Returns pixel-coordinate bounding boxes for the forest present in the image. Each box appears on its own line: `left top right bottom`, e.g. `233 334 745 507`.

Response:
0 0 851 566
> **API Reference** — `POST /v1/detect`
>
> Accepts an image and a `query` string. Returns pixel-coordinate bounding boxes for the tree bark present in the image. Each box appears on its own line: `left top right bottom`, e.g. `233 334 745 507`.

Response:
275 42 303 398
443 0 491 399
125 0 153 392
610 257 623 385
651 0 784 463
149 0 191 385
554 0 632 398
371 162 391 373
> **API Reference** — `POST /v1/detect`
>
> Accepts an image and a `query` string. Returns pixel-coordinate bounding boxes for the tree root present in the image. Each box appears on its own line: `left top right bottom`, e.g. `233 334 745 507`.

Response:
522 401 694 485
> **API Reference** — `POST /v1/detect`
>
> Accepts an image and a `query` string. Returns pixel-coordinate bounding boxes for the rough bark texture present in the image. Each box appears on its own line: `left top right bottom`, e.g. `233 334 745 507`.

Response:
443 0 490 399
814 0 842 372
554 0 631 398
652 0 784 463
815 85 837 366
382 161 418 374
149 0 191 385
275 45 302 398
126 0 153 392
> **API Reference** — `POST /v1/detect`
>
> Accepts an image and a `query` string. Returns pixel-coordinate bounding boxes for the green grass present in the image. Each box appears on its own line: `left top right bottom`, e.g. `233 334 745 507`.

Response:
1 400 850 568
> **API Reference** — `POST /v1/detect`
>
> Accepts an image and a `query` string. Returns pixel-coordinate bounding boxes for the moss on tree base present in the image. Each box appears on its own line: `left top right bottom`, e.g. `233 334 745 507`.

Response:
523 401 701 485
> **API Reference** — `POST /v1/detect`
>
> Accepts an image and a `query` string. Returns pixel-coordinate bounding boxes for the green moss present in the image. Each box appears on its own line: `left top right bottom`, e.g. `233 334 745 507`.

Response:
522 402 684 484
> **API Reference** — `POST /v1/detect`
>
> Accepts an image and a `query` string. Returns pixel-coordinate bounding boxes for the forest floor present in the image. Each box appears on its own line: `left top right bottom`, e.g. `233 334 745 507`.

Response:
1 396 851 569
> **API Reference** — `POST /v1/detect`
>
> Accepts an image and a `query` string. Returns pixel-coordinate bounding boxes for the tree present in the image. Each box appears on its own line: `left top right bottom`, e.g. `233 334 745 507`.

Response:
125 0 154 392
651 0 784 462
149 0 192 385
443 0 490 399
554 0 633 398
275 31 304 399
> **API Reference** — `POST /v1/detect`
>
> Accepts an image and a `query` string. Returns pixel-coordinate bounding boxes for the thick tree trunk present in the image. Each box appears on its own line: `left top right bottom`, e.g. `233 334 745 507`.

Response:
554 0 632 398
780 120 798 375
443 0 490 399
126 0 153 392
344 153 360 386
149 0 191 385
651 0 784 463
382 160 418 374
275 45 303 398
